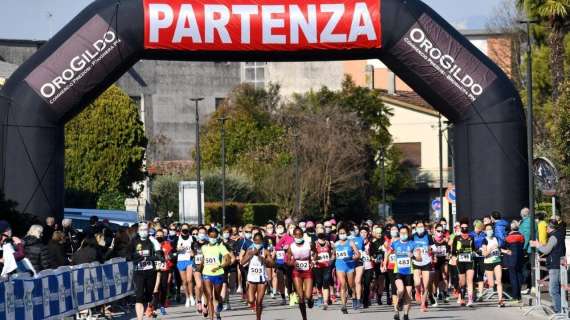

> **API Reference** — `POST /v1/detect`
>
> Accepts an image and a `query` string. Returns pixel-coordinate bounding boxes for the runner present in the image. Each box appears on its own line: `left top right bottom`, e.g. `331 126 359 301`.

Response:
335 225 361 314
221 227 237 311
371 226 386 306
242 232 275 320
451 219 476 307
275 222 293 305
264 223 278 299
193 227 208 314
389 226 415 320
313 225 333 310
481 224 505 307
287 227 316 320
360 227 375 309
351 224 365 310
153 229 174 316
471 220 487 301
382 225 400 307
238 225 254 301
412 221 434 312
176 224 195 308
432 223 450 303
201 227 232 320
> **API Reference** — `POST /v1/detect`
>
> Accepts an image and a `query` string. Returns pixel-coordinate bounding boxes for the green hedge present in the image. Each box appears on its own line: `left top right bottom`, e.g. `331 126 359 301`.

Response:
243 203 279 225
205 202 245 225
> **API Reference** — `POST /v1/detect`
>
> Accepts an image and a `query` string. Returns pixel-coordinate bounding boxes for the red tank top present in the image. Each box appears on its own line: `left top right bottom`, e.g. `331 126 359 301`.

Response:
315 240 332 268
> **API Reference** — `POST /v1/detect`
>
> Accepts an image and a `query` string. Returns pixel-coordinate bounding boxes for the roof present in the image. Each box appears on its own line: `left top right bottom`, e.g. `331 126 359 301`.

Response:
0 60 17 85
378 89 438 116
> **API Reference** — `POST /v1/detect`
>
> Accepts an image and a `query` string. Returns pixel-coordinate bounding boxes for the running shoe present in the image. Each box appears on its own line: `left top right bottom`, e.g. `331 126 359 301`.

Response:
223 303 231 311
466 300 474 308
403 315 410 320
393 313 400 320
420 303 428 312
281 298 287 306
216 302 224 314
341 306 348 314
185 298 191 308
236 286 243 294
431 300 438 308
316 297 323 307
216 313 222 320
377 296 383 305
321 303 328 310
271 292 276 299
191 296 196 306
197 303 202 314
498 300 505 308
308 299 314 309
352 298 358 310
159 307 167 316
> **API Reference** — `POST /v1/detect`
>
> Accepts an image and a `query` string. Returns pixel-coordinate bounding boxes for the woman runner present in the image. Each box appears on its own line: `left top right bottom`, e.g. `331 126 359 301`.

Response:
242 232 275 320
201 228 232 320
176 224 195 308
481 224 505 307
334 225 361 314
313 225 334 310
388 226 415 320
193 227 208 314
451 220 476 307
287 227 316 320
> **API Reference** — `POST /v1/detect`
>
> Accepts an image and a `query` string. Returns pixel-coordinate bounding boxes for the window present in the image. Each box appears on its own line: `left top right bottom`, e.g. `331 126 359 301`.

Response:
393 142 421 167
215 97 225 110
242 62 266 88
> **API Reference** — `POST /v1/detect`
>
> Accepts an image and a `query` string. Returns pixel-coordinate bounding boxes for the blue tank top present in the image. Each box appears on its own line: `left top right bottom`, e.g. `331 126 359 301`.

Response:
335 240 353 261
391 240 416 275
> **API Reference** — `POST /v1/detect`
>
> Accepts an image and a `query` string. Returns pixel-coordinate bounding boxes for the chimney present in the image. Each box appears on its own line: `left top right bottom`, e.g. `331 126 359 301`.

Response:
387 71 396 95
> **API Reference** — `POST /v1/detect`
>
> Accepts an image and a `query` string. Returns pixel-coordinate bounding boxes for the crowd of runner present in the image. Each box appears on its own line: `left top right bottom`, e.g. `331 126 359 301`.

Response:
123 208 561 320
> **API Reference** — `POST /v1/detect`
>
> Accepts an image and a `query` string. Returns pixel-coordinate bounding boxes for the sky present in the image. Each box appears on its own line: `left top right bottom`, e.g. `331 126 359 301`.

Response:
0 0 503 41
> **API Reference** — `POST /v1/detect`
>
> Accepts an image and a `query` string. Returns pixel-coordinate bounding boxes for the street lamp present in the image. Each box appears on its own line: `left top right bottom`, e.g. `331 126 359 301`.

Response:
191 97 204 225
292 129 301 216
218 116 228 226
368 64 386 216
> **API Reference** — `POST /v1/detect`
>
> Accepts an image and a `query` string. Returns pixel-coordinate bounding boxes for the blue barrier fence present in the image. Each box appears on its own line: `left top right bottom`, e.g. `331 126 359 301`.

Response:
0 258 134 320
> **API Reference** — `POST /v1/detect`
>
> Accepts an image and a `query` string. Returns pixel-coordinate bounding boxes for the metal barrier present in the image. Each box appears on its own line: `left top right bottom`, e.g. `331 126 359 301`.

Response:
0 258 133 320
551 258 569 320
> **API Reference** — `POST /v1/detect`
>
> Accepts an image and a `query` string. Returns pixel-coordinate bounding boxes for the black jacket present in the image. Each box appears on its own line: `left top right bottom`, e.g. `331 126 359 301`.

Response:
47 240 69 268
71 245 104 265
23 236 51 272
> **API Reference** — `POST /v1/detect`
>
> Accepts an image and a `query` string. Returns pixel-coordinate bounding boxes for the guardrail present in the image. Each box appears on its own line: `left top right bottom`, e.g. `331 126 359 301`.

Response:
0 258 133 320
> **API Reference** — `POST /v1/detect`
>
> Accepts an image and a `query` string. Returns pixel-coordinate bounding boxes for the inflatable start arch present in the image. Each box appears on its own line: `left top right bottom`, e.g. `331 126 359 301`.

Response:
0 0 528 220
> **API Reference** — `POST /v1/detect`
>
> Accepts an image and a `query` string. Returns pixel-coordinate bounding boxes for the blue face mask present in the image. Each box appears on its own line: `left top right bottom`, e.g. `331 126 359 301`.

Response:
198 234 207 241
486 230 494 238
254 243 263 250
400 234 409 241
295 238 304 244
209 237 218 245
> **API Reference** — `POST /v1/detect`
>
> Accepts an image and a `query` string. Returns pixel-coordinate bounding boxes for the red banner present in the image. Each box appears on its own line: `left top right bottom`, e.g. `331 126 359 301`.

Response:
144 0 381 51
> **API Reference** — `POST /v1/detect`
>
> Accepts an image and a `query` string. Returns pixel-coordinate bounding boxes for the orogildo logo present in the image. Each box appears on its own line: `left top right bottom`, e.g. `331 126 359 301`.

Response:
39 31 117 100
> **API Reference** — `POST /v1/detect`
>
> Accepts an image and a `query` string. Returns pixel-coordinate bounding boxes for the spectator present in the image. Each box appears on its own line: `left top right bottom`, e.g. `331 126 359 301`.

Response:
43 216 56 244
0 220 25 277
530 219 567 314
504 220 525 302
491 211 509 245
106 228 131 260
84 216 101 236
23 224 51 272
72 235 103 265
61 218 81 259
536 212 549 245
519 207 532 252
48 231 69 268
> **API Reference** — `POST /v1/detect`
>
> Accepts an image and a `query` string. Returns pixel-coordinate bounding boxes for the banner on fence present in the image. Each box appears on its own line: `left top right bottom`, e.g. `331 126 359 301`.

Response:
1 259 133 320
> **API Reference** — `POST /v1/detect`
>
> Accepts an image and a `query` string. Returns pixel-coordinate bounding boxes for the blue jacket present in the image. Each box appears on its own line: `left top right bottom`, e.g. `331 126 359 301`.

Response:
470 231 486 252
519 217 532 253
494 219 509 246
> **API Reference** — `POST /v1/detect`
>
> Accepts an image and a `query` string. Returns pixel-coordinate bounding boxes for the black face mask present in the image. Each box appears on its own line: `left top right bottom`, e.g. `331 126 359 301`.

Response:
156 237 164 243
181 229 189 235
461 227 469 234
317 233 326 240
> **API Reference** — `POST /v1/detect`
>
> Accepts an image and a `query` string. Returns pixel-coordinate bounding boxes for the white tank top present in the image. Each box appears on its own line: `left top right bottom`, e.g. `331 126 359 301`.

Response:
247 248 267 283
291 241 312 271
177 237 193 261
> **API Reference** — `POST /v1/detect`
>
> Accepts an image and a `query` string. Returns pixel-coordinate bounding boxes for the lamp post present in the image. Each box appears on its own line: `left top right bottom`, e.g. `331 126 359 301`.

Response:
438 114 444 218
191 97 204 225
218 116 227 226
292 129 301 216
519 17 538 296
368 64 386 216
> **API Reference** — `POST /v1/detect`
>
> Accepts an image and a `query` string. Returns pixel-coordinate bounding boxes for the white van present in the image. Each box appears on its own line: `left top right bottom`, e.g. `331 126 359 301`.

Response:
64 208 139 232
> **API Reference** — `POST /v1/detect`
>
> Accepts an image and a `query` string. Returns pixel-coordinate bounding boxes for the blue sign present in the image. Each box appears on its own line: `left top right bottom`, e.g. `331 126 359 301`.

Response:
446 187 456 204
431 199 441 212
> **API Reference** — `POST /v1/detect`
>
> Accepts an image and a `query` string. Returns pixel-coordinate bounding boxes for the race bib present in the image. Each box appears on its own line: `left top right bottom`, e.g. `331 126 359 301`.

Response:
249 266 264 276
397 257 411 268
435 246 447 257
155 261 166 270
389 254 396 263
336 250 348 260
360 251 371 263
318 252 330 262
178 253 191 261
276 251 285 260
195 254 204 264
204 256 219 266
295 260 310 271
490 249 500 258
458 253 472 262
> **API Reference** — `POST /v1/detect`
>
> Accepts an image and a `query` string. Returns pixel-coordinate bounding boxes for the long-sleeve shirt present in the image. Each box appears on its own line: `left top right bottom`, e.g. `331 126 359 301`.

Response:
537 235 558 255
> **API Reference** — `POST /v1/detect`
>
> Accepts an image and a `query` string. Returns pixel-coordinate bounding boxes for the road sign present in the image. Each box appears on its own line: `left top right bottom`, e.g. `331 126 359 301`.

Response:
431 199 442 213
445 186 456 204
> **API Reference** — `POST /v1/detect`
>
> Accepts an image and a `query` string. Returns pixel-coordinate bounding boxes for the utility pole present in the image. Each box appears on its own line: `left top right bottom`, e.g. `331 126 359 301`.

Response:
368 64 386 216
293 129 301 216
218 116 227 226
191 97 204 225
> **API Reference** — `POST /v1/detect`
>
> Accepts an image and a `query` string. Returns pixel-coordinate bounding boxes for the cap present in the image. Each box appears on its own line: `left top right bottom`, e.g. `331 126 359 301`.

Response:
306 221 315 228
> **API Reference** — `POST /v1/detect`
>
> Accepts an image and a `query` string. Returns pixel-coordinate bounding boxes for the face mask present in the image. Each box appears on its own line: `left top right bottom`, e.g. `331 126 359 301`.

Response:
317 233 326 240
350 230 357 237
338 234 347 241
295 238 304 244
209 237 218 245
223 232 230 240
390 230 399 238
139 230 148 239
325 227 332 234
168 212 173 217
244 232 252 240
181 229 189 235
461 227 469 234
486 230 494 238
254 243 263 250
276 227 285 235
400 234 409 241
198 234 207 241
156 237 164 243
416 227 425 235
169 230 176 236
